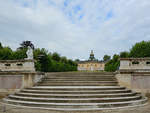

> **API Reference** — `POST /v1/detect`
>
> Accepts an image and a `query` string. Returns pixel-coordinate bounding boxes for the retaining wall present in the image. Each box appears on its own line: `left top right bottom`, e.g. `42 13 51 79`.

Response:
0 72 45 98
116 72 150 94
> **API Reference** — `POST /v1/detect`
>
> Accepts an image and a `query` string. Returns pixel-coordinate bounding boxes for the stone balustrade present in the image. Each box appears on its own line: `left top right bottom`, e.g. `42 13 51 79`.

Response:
0 60 35 72
120 58 150 72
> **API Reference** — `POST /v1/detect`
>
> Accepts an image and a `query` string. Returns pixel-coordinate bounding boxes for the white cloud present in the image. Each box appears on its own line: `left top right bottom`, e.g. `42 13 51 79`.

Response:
0 0 150 60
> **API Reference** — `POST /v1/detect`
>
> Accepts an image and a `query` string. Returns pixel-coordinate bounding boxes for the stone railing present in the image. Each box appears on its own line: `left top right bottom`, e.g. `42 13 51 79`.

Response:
0 60 35 72
120 58 150 72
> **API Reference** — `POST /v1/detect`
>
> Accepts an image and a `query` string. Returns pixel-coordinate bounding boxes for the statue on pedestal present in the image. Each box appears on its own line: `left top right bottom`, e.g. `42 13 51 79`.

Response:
25 46 33 60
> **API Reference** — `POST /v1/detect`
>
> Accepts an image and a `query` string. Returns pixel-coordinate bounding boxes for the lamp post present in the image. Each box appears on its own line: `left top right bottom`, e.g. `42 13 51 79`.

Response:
37 54 47 72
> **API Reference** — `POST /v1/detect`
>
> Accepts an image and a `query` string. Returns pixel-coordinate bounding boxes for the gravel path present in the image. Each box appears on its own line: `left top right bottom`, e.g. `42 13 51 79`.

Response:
0 99 149 113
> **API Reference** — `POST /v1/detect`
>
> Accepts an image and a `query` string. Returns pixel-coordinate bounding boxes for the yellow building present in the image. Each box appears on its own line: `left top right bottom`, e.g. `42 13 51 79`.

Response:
78 51 105 71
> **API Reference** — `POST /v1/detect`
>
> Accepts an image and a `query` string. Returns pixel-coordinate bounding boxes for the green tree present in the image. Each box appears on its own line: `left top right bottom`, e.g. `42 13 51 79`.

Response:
0 42 3 49
52 52 61 62
75 59 80 62
0 47 13 60
13 49 26 59
129 41 150 57
68 59 74 65
120 51 129 58
103 55 111 62
41 55 52 72
104 54 120 72
60 56 68 64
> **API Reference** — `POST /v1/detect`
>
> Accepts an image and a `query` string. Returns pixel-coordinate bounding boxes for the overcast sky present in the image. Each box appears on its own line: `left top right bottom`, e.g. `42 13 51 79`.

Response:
0 0 150 60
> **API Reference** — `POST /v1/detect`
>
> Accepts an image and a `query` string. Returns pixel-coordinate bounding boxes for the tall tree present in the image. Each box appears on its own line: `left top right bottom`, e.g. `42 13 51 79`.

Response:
61 56 68 64
13 49 26 59
104 54 120 72
120 51 129 58
0 42 3 49
129 41 150 57
0 47 13 60
52 52 61 62
103 55 111 62
75 59 80 62
18 41 34 50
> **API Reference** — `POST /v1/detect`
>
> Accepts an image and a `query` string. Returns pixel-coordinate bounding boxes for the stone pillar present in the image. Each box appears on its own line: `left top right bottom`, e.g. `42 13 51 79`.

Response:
23 73 36 88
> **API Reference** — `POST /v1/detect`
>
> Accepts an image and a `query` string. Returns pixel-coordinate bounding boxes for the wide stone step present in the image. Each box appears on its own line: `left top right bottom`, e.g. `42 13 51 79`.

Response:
44 79 116 81
21 89 131 94
37 84 118 86
46 74 115 77
45 76 115 79
37 83 118 86
39 81 118 83
43 78 117 81
30 86 126 90
37 81 118 85
14 92 137 98
3 97 147 110
8 95 142 103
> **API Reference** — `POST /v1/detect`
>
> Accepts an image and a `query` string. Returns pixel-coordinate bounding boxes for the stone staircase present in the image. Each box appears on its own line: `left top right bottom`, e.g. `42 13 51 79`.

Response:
2 72 148 111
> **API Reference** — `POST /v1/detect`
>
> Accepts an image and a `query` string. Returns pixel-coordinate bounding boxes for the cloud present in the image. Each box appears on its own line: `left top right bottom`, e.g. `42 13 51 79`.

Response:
0 0 150 60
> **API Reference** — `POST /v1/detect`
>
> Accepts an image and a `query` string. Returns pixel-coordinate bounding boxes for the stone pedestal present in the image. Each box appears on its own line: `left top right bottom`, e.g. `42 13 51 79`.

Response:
118 58 150 94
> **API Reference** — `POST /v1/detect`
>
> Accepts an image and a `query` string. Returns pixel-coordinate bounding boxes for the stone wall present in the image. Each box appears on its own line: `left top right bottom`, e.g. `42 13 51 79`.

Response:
116 72 150 94
116 73 132 89
131 73 150 93
0 72 45 97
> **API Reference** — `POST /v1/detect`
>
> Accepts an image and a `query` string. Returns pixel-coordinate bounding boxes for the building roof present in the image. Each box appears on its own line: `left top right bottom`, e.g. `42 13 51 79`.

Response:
77 50 106 64
89 50 96 61
78 60 104 64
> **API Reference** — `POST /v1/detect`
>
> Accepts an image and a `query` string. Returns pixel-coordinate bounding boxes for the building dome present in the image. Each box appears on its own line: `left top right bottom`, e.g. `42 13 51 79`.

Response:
89 50 95 61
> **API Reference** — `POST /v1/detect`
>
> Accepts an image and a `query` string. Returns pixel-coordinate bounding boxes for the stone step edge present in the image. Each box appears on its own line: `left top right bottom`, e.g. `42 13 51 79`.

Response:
45 75 115 77
3 97 147 105
15 92 137 96
21 89 130 93
33 86 124 88
9 95 141 100
43 79 117 81
37 85 118 86
42 77 117 80
45 77 115 78
0 102 148 111
39 81 118 83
